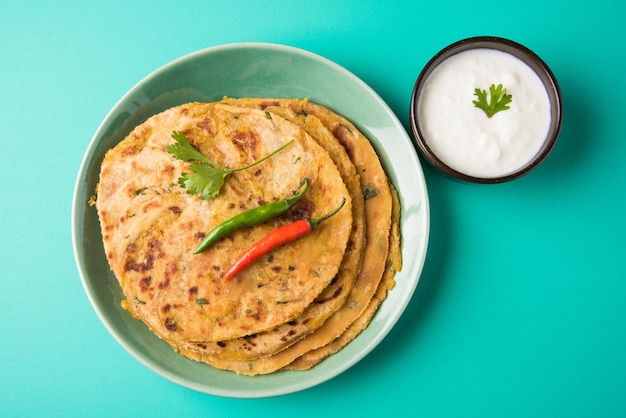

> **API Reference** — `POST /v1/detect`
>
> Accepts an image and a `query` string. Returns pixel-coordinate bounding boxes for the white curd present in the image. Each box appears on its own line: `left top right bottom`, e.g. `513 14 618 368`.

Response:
417 48 551 178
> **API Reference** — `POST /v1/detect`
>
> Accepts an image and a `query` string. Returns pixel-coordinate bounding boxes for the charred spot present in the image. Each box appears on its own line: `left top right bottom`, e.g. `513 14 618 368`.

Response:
287 320 297 326
316 286 344 305
189 286 198 295
161 164 175 178
227 203 236 209
125 253 155 273
157 263 177 290
162 303 171 313
217 341 226 348
180 108 190 116
332 125 355 158
121 145 140 157
194 231 205 240
140 276 152 291
230 130 260 157
260 100 279 108
271 265 282 273
164 318 177 331
290 199 316 220
257 198 266 206
302 318 311 325
168 205 182 214
254 169 262 176
212 265 221 272
197 117 214 134
148 238 161 251
280 329 297 342
196 343 207 349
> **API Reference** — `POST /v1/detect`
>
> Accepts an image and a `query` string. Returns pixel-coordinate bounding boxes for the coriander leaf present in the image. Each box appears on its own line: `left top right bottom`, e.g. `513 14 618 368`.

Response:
167 131 294 200
363 183 380 200
167 131 220 168
472 83 513 118
178 163 228 201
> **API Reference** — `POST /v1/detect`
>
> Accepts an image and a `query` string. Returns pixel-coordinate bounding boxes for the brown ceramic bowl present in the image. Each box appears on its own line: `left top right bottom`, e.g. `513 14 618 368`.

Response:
409 36 563 183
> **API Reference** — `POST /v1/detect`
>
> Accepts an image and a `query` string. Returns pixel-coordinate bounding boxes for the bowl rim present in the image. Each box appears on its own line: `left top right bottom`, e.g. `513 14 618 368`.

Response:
409 35 563 184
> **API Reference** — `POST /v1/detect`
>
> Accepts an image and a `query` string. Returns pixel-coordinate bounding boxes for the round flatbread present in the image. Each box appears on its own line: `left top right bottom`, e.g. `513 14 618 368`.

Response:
96 102 353 344
180 99 395 374
176 101 367 360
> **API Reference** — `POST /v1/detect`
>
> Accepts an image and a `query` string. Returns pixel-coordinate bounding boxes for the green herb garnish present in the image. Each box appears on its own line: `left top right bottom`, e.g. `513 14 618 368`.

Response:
472 83 513 118
195 298 210 306
363 183 380 200
133 187 160 196
167 131 292 200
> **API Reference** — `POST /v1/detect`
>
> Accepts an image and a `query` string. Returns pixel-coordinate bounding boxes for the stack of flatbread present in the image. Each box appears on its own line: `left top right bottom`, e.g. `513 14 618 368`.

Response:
96 98 401 375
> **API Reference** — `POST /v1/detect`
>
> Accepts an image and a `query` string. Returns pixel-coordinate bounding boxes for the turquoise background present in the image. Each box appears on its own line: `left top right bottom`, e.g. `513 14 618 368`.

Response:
2 0 625 417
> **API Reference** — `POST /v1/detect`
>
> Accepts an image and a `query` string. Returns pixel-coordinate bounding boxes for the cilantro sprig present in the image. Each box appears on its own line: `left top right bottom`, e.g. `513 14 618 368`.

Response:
472 83 513 118
167 131 292 200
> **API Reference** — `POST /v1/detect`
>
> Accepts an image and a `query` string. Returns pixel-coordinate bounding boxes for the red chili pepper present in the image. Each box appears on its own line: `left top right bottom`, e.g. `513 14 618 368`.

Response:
223 197 347 282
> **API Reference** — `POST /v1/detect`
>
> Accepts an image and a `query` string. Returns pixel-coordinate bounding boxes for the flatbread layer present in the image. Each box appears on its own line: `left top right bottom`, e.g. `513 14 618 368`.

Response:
284 185 402 371
176 102 367 360
181 99 394 374
96 102 353 344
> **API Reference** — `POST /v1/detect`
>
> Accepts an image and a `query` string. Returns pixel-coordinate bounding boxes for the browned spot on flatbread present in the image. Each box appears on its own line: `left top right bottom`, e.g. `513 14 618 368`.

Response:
197 117 214 134
140 277 152 292
164 317 177 331
229 129 260 157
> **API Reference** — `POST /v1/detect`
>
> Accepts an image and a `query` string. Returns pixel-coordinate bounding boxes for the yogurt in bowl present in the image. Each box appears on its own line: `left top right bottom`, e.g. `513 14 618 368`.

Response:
410 36 562 183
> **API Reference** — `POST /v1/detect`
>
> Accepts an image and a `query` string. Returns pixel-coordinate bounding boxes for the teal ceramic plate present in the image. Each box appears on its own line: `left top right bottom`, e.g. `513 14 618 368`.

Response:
72 43 429 398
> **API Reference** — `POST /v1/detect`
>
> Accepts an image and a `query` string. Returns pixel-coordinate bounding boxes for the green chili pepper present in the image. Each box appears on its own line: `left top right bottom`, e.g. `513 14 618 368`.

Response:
193 178 310 254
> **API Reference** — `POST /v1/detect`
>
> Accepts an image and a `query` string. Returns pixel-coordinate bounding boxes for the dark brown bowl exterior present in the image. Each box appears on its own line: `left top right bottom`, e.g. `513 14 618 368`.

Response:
409 36 563 184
